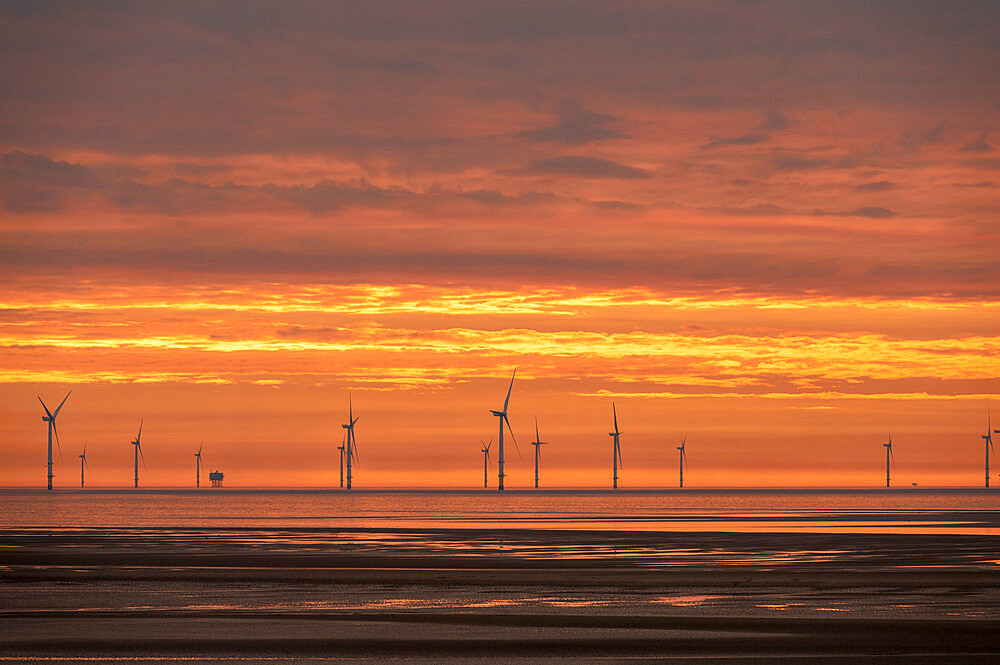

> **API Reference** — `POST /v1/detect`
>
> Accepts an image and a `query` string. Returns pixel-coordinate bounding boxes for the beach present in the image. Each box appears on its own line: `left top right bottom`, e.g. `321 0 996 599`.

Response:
2 490 999 663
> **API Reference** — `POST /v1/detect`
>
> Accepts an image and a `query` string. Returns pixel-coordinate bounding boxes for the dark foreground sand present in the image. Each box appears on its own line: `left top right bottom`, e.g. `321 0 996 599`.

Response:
2 528 1000 663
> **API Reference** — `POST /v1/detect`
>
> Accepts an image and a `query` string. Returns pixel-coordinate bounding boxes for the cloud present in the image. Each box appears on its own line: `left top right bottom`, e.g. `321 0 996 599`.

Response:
766 152 862 173
702 133 770 149
3 189 61 213
1 150 99 188
960 133 993 153
339 59 438 74
952 180 996 188
768 155 830 171
897 121 948 150
699 203 788 216
518 101 625 144
265 178 415 213
0 150 101 213
760 109 790 131
505 156 652 179
854 180 895 192
813 206 897 219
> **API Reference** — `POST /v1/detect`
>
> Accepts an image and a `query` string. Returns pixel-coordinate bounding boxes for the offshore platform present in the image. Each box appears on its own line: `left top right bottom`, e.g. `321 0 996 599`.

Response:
209 470 224 487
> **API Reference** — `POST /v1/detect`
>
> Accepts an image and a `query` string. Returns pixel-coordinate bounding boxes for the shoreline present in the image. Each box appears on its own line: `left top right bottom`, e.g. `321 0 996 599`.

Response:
4 486 999 494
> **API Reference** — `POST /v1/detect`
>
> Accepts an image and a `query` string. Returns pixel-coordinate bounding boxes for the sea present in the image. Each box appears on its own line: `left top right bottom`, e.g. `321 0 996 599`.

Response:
3 489 1000 623
2 488 999 552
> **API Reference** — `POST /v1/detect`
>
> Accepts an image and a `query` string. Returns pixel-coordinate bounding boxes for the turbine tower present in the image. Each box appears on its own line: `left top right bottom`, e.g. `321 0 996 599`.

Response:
481 438 493 488
983 406 995 488
609 403 622 489
194 444 202 488
489 369 518 491
530 418 548 489
883 433 894 488
994 415 999 487
337 434 346 488
677 436 687 488
131 420 145 488
79 443 88 488
341 396 359 490
38 391 71 490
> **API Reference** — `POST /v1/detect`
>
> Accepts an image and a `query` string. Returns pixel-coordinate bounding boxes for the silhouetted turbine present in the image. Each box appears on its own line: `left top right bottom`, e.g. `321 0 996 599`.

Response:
983 405 995 488
884 433 894 488
131 420 145 488
489 369 519 491
79 442 88 488
337 434 346 488
481 437 493 488
341 396 359 490
677 436 687 488
194 444 202 488
38 391 70 490
609 403 622 489
531 418 548 489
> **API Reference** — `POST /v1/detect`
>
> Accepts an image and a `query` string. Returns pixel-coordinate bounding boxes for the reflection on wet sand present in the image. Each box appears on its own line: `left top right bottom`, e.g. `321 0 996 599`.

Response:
2 491 999 662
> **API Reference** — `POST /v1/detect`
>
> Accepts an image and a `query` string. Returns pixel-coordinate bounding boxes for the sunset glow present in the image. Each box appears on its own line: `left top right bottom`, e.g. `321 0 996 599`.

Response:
1 2 998 488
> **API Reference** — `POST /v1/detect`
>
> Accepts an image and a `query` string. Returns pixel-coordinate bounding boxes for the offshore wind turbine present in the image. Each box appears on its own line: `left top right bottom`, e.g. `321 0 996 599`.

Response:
38 391 70 490
983 405 995 488
337 435 346 488
341 396 359 490
530 418 548 489
481 438 493 488
609 403 622 489
79 443 88 488
194 444 202 488
883 433 894 488
677 436 687 488
131 420 145 488
489 369 518 491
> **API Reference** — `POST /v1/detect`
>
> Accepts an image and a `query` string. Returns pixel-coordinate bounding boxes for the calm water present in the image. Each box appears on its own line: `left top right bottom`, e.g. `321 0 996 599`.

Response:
3 489 1000 605
2 488 999 534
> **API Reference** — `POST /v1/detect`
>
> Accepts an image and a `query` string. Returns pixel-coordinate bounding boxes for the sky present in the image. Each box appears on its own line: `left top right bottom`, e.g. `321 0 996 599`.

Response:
1 1 999 488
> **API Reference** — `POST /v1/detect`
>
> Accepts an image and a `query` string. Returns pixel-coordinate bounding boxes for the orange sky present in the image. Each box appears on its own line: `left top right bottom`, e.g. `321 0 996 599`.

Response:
1 2 999 488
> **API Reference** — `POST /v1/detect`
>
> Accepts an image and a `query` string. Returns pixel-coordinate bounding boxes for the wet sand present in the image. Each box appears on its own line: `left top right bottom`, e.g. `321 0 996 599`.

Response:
2 526 1000 662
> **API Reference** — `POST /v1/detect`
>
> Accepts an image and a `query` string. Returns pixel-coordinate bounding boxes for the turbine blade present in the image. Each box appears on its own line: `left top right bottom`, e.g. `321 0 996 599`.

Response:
37 396 53 419
138 442 146 468
613 402 619 433
503 369 516 412
505 414 522 460
53 421 64 465
617 442 623 469
535 416 540 444
137 418 143 443
52 391 71 417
